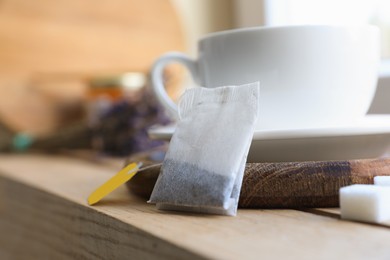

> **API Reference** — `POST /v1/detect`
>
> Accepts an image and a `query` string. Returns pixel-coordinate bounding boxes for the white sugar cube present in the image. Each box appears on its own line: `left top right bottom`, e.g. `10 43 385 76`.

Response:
340 184 390 223
374 176 390 186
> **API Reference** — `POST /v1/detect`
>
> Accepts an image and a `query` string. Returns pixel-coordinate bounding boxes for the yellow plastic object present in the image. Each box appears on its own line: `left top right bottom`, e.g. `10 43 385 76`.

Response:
88 162 141 205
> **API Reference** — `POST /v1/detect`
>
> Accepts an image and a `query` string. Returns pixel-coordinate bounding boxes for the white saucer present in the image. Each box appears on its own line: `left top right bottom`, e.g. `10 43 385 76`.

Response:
148 115 390 162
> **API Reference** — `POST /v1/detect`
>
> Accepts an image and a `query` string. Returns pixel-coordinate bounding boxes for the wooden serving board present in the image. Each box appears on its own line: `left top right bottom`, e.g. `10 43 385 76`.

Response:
127 158 390 208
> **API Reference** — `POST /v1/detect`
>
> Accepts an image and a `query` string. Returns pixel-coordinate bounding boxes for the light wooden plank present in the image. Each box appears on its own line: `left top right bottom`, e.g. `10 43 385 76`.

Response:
1 154 390 259
313 208 390 227
0 176 205 259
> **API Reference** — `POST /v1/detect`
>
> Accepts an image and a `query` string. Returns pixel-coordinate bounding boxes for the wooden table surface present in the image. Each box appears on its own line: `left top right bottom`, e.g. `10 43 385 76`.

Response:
0 154 390 259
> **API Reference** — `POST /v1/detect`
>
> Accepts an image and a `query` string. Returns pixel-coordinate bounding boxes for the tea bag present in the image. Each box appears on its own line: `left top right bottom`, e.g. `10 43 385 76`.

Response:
148 82 259 216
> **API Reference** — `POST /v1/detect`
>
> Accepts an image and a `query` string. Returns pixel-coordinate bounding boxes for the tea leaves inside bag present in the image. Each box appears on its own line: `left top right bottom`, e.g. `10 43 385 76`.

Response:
149 82 259 215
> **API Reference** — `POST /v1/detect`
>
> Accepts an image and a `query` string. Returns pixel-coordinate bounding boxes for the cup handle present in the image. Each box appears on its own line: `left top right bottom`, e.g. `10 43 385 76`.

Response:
151 52 198 118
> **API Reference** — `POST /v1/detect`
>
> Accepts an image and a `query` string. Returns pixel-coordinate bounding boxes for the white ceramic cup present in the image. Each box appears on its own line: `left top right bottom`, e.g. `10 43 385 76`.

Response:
151 25 380 130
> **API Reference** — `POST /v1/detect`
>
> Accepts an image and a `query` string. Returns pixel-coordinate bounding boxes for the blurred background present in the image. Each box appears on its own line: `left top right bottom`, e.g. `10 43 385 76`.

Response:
0 0 389 158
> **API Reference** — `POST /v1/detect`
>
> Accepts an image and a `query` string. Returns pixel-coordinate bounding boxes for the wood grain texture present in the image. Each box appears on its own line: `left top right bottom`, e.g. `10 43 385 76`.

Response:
240 158 390 208
0 178 205 260
126 158 390 208
0 155 206 259
306 208 390 227
1 154 390 259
